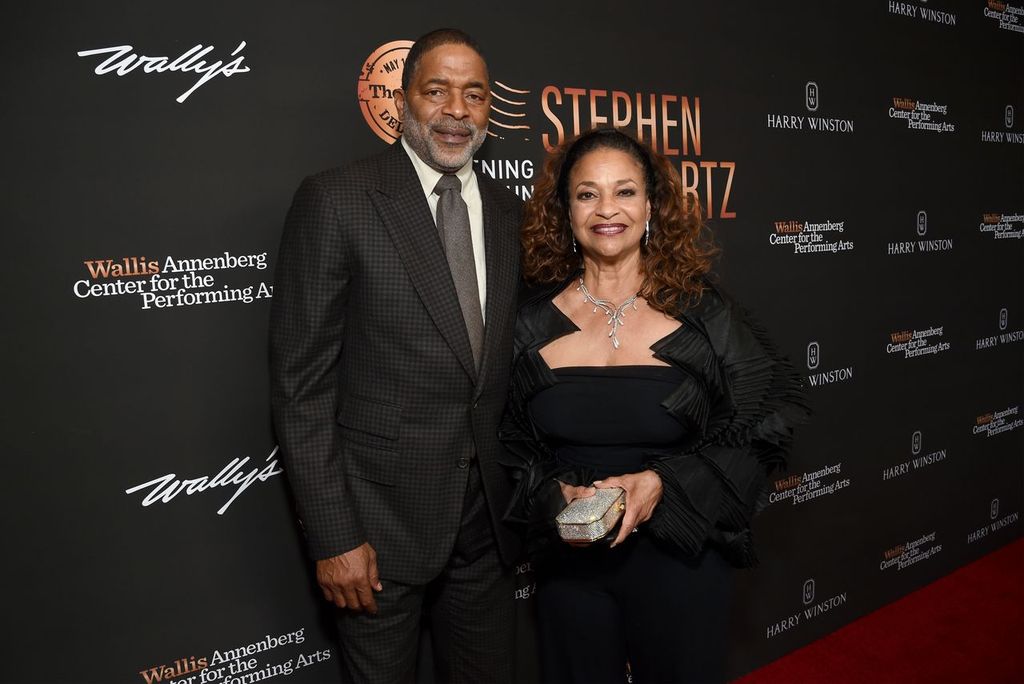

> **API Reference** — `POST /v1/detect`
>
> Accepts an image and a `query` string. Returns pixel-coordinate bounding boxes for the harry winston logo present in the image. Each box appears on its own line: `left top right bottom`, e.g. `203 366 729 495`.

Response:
991 498 1000 520
805 82 819 112
807 341 820 370
802 578 816 605
999 308 1008 331
912 430 922 455
1006 105 1014 129
916 210 928 236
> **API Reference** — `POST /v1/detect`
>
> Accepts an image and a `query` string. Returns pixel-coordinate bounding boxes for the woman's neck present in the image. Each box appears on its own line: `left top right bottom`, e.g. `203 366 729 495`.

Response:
579 253 643 303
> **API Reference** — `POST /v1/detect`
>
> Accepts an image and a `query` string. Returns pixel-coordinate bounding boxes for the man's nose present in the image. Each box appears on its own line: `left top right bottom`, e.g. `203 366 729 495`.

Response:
442 91 468 119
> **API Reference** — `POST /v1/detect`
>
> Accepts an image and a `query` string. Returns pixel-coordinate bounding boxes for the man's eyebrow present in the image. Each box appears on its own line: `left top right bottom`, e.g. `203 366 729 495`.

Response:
422 77 488 90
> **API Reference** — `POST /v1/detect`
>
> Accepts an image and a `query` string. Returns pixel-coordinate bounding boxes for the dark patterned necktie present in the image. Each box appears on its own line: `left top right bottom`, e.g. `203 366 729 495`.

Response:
433 174 483 369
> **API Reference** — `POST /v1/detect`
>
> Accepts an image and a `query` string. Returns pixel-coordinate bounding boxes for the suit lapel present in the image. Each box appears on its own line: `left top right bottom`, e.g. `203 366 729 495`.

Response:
474 176 518 399
370 145 477 380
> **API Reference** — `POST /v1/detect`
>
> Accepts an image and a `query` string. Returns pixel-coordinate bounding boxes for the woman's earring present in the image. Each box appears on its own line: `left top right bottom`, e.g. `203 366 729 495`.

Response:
644 220 651 246
572 235 578 253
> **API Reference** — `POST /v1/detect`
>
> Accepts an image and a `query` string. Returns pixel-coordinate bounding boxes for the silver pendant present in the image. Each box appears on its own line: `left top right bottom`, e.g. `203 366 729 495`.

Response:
577 278 639 350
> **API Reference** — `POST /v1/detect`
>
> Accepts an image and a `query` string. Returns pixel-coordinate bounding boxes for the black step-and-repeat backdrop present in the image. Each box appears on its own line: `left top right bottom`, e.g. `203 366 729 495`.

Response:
3 2 1021 682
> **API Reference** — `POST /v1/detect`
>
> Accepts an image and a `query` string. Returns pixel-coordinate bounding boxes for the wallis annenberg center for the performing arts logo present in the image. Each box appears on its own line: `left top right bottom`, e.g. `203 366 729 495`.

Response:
357 40 740 219
136 627 332 684
984 0 1024 33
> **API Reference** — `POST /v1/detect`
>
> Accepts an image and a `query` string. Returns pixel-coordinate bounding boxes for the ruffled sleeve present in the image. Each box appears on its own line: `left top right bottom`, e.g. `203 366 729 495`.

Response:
497 297 595 556
498 389 594 556
644 287 809 567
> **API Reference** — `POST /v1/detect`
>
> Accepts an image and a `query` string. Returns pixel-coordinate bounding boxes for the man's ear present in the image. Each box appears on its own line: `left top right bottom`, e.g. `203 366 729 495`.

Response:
394 88 405 122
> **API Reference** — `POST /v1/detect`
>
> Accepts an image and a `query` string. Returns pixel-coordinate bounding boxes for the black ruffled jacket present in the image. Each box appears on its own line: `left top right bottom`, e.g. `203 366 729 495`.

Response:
498 279 809 567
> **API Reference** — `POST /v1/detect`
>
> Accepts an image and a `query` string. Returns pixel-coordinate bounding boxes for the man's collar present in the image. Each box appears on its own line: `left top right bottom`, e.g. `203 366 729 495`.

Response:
401 137 475 197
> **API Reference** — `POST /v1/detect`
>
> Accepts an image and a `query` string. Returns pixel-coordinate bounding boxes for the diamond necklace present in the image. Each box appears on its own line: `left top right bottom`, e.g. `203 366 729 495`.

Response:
576 278 639 350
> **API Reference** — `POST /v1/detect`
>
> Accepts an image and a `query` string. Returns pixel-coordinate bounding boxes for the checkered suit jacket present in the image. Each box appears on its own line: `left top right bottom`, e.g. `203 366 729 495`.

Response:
269 143 523 584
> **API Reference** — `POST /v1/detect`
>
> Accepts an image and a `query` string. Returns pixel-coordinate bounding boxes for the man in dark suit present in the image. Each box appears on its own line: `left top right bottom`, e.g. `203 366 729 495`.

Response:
269 29 522 684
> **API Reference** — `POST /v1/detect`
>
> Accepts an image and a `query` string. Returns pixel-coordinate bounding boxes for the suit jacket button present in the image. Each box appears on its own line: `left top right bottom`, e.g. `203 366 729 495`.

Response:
457 457 470 469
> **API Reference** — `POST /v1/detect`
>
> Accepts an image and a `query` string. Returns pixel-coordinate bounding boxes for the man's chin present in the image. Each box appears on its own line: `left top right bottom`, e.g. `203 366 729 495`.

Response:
427 146 473 172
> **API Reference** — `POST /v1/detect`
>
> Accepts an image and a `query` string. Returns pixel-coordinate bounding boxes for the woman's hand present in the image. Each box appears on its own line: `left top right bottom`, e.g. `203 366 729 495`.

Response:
558 481 597 504
595 470 663 547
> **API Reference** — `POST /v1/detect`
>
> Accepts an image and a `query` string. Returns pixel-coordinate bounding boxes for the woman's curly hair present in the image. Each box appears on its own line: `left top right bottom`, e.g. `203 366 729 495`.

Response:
521 127 718 314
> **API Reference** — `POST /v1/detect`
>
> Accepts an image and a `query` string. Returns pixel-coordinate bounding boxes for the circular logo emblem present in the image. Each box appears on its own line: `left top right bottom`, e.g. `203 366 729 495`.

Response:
358 40 413 144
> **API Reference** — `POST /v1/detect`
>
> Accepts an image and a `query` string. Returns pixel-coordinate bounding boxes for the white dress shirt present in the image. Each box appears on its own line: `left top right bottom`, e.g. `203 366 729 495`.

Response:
401 137 487 322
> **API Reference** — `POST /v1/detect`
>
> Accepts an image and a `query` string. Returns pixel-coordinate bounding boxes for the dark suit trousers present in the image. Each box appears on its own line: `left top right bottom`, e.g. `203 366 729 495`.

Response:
336 461 514 684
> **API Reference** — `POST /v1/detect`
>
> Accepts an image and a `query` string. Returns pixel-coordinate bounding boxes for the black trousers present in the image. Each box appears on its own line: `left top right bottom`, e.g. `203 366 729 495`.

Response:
335 461 515 684
536 535 733 684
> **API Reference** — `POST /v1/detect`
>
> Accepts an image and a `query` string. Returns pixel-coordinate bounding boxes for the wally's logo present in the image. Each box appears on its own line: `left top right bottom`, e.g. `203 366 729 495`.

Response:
805 82 819 112
912 430 922 455
916 210 928 236
77 41 250 103
806 341 820 370
125 446 283 515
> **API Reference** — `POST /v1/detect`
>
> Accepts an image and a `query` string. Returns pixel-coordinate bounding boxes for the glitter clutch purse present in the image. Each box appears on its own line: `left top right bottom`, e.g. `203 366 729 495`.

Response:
555 487 626 542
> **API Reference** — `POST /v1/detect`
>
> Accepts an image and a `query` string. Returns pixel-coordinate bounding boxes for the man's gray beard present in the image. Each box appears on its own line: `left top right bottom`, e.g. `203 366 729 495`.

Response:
402 113 486 173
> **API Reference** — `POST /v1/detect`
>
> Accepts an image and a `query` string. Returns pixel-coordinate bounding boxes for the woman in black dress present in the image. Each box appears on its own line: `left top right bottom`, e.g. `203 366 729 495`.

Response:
500 128 808 684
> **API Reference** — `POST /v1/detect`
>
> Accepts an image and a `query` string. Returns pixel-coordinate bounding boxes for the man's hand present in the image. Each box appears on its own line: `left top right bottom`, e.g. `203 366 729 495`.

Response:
595 470 663 547
316 543 383 614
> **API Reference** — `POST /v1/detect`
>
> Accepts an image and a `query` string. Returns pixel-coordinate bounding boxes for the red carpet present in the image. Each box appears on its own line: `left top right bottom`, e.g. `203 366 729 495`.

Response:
736 538 1024 684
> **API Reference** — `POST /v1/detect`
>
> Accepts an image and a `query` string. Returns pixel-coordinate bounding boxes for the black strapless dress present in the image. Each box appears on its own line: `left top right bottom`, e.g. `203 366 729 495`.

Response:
528 364 690 479
526 363 732 684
